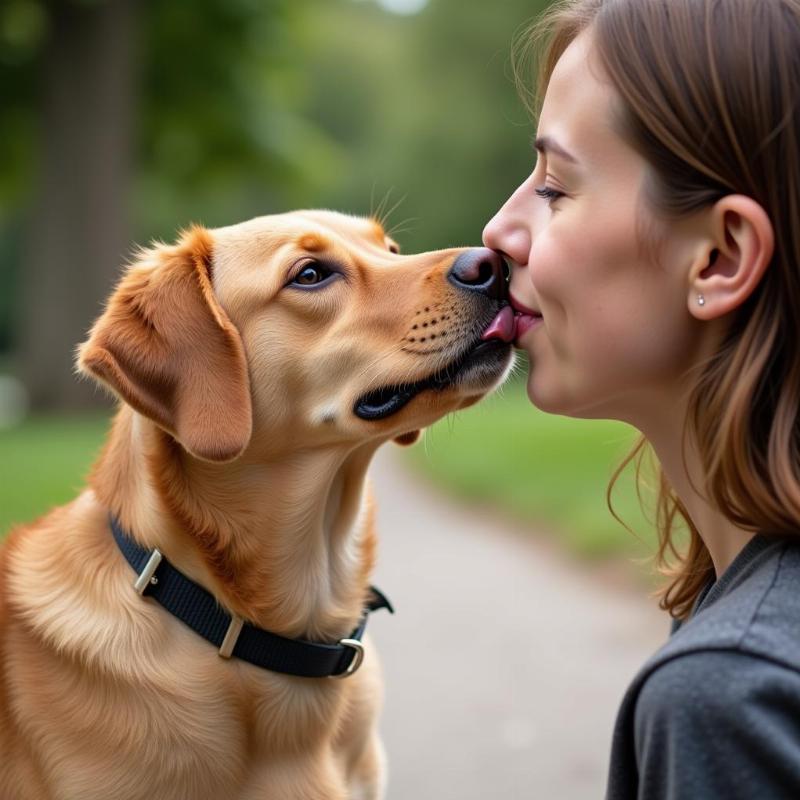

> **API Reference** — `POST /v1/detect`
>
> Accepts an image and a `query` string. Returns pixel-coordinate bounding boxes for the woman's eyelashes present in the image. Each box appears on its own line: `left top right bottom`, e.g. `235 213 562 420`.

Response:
534 186 565 206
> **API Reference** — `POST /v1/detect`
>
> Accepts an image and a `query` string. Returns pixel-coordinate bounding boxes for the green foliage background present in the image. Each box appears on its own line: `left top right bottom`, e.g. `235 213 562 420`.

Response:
0 0 543 264
0 0 664 563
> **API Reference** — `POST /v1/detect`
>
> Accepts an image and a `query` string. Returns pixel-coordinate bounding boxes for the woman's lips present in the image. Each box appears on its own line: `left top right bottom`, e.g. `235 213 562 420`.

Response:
509 294 538 316
515 314 542 339
510 294 543 341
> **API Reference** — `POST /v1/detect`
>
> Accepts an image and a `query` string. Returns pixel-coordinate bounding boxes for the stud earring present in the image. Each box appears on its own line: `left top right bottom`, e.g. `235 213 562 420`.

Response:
697 294 705 306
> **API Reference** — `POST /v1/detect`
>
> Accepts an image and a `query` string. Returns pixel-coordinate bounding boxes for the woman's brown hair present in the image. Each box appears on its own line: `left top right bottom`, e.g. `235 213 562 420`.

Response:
515 0 800 618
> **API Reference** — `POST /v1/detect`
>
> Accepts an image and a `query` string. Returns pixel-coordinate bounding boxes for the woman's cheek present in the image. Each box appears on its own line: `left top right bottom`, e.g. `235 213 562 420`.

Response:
528 232 572 322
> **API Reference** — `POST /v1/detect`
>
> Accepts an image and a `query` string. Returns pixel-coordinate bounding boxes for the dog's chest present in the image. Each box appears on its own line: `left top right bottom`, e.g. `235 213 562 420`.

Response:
44 657 352 799
10 603 358 800
127 650 351 787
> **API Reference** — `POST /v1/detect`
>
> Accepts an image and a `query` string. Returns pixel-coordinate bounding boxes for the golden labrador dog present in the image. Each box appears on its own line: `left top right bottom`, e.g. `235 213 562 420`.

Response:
0 210 516 800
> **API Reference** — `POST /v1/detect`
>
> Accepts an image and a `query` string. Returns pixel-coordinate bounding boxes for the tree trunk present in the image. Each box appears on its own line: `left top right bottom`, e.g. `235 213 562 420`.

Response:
18 0 137 410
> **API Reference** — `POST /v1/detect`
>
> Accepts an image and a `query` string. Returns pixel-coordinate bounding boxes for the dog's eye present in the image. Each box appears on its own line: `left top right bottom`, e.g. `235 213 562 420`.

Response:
293 262 334 287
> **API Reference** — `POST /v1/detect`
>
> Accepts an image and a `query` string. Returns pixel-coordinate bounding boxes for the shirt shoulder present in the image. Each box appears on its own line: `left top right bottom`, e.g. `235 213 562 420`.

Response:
662 539 800 671
633 649 800 799
636 648 800 734
606 540 800 800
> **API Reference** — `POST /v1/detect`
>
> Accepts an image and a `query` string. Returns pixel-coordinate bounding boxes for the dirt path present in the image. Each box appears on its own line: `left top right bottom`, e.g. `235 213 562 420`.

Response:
366 447 667 800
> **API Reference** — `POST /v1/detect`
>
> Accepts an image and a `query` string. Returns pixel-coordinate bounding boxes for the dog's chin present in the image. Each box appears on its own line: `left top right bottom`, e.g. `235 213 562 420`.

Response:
353 340 514 422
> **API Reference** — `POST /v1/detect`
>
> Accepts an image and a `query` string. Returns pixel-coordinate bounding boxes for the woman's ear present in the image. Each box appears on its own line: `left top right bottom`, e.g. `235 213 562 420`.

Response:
689 195 774 319
76 226 252 463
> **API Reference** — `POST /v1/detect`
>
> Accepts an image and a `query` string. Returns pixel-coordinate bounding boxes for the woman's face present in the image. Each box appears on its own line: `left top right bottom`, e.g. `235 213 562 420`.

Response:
483 31 701 423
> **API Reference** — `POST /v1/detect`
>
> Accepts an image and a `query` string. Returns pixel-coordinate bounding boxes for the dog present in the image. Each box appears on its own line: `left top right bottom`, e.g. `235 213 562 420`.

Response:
0 210 515 799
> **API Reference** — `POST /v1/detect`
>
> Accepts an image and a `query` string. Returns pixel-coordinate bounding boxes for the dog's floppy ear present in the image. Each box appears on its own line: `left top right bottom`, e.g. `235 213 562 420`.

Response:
77 226 252 463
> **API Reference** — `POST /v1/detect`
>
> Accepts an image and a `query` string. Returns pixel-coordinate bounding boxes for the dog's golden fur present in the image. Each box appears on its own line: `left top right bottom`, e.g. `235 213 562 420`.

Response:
0 211 512 799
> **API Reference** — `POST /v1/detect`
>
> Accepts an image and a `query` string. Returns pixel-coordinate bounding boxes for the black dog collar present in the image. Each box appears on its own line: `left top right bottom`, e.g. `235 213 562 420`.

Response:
110 515 393 678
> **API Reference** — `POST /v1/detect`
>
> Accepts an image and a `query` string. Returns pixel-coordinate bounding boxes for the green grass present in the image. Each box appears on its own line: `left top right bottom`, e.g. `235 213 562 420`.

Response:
405 376 660 561
0 414 111 538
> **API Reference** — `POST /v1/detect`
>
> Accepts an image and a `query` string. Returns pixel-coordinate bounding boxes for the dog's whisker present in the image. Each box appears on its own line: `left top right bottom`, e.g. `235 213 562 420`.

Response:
387 217 419 239
377 191 408 232
369 180 382 221
373 187 397 230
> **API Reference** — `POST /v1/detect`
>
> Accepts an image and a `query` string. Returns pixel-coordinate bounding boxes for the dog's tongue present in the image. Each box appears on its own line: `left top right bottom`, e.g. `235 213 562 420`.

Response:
481 306 516 343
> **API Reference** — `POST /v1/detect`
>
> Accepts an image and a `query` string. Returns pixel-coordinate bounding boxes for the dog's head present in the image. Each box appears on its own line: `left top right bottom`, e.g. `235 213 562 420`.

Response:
77 210 514 462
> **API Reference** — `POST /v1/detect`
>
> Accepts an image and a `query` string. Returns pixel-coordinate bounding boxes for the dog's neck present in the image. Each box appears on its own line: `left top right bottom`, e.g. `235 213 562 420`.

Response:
89 407 381 641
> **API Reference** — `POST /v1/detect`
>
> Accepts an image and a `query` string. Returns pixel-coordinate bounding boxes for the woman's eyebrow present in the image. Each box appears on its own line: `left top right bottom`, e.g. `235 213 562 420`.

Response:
532 134 579 165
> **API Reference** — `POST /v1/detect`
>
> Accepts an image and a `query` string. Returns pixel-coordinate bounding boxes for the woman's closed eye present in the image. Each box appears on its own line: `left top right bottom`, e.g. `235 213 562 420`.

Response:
534 186 565 206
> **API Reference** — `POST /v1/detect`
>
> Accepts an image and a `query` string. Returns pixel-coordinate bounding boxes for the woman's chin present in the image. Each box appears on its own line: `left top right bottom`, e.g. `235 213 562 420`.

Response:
525 371 588 418
525 372 564 415
527 374 622 422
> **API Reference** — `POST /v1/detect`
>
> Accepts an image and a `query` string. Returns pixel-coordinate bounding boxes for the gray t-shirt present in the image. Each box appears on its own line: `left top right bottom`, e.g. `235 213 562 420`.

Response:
606 533 800 799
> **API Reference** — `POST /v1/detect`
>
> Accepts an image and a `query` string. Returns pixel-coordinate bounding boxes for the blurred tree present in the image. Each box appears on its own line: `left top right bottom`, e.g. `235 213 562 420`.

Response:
0 0 304 409
14 0 137 410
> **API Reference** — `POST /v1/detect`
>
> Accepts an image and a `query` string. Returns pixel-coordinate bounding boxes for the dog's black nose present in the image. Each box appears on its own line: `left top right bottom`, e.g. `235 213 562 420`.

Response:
448 248 508 300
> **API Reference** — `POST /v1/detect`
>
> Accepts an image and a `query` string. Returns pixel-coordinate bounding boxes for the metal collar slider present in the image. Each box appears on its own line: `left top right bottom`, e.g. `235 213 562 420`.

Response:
134 549 163 595
219 615 244 659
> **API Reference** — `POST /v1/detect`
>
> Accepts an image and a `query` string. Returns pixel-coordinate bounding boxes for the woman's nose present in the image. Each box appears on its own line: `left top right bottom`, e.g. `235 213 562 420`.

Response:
482 189 532 267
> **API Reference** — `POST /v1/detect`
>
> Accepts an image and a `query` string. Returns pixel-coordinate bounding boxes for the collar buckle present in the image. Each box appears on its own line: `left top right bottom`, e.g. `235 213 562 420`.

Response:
330 638 365 679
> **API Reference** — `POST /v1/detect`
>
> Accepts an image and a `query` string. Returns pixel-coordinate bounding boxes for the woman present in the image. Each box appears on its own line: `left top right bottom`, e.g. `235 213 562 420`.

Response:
483 0 800 797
